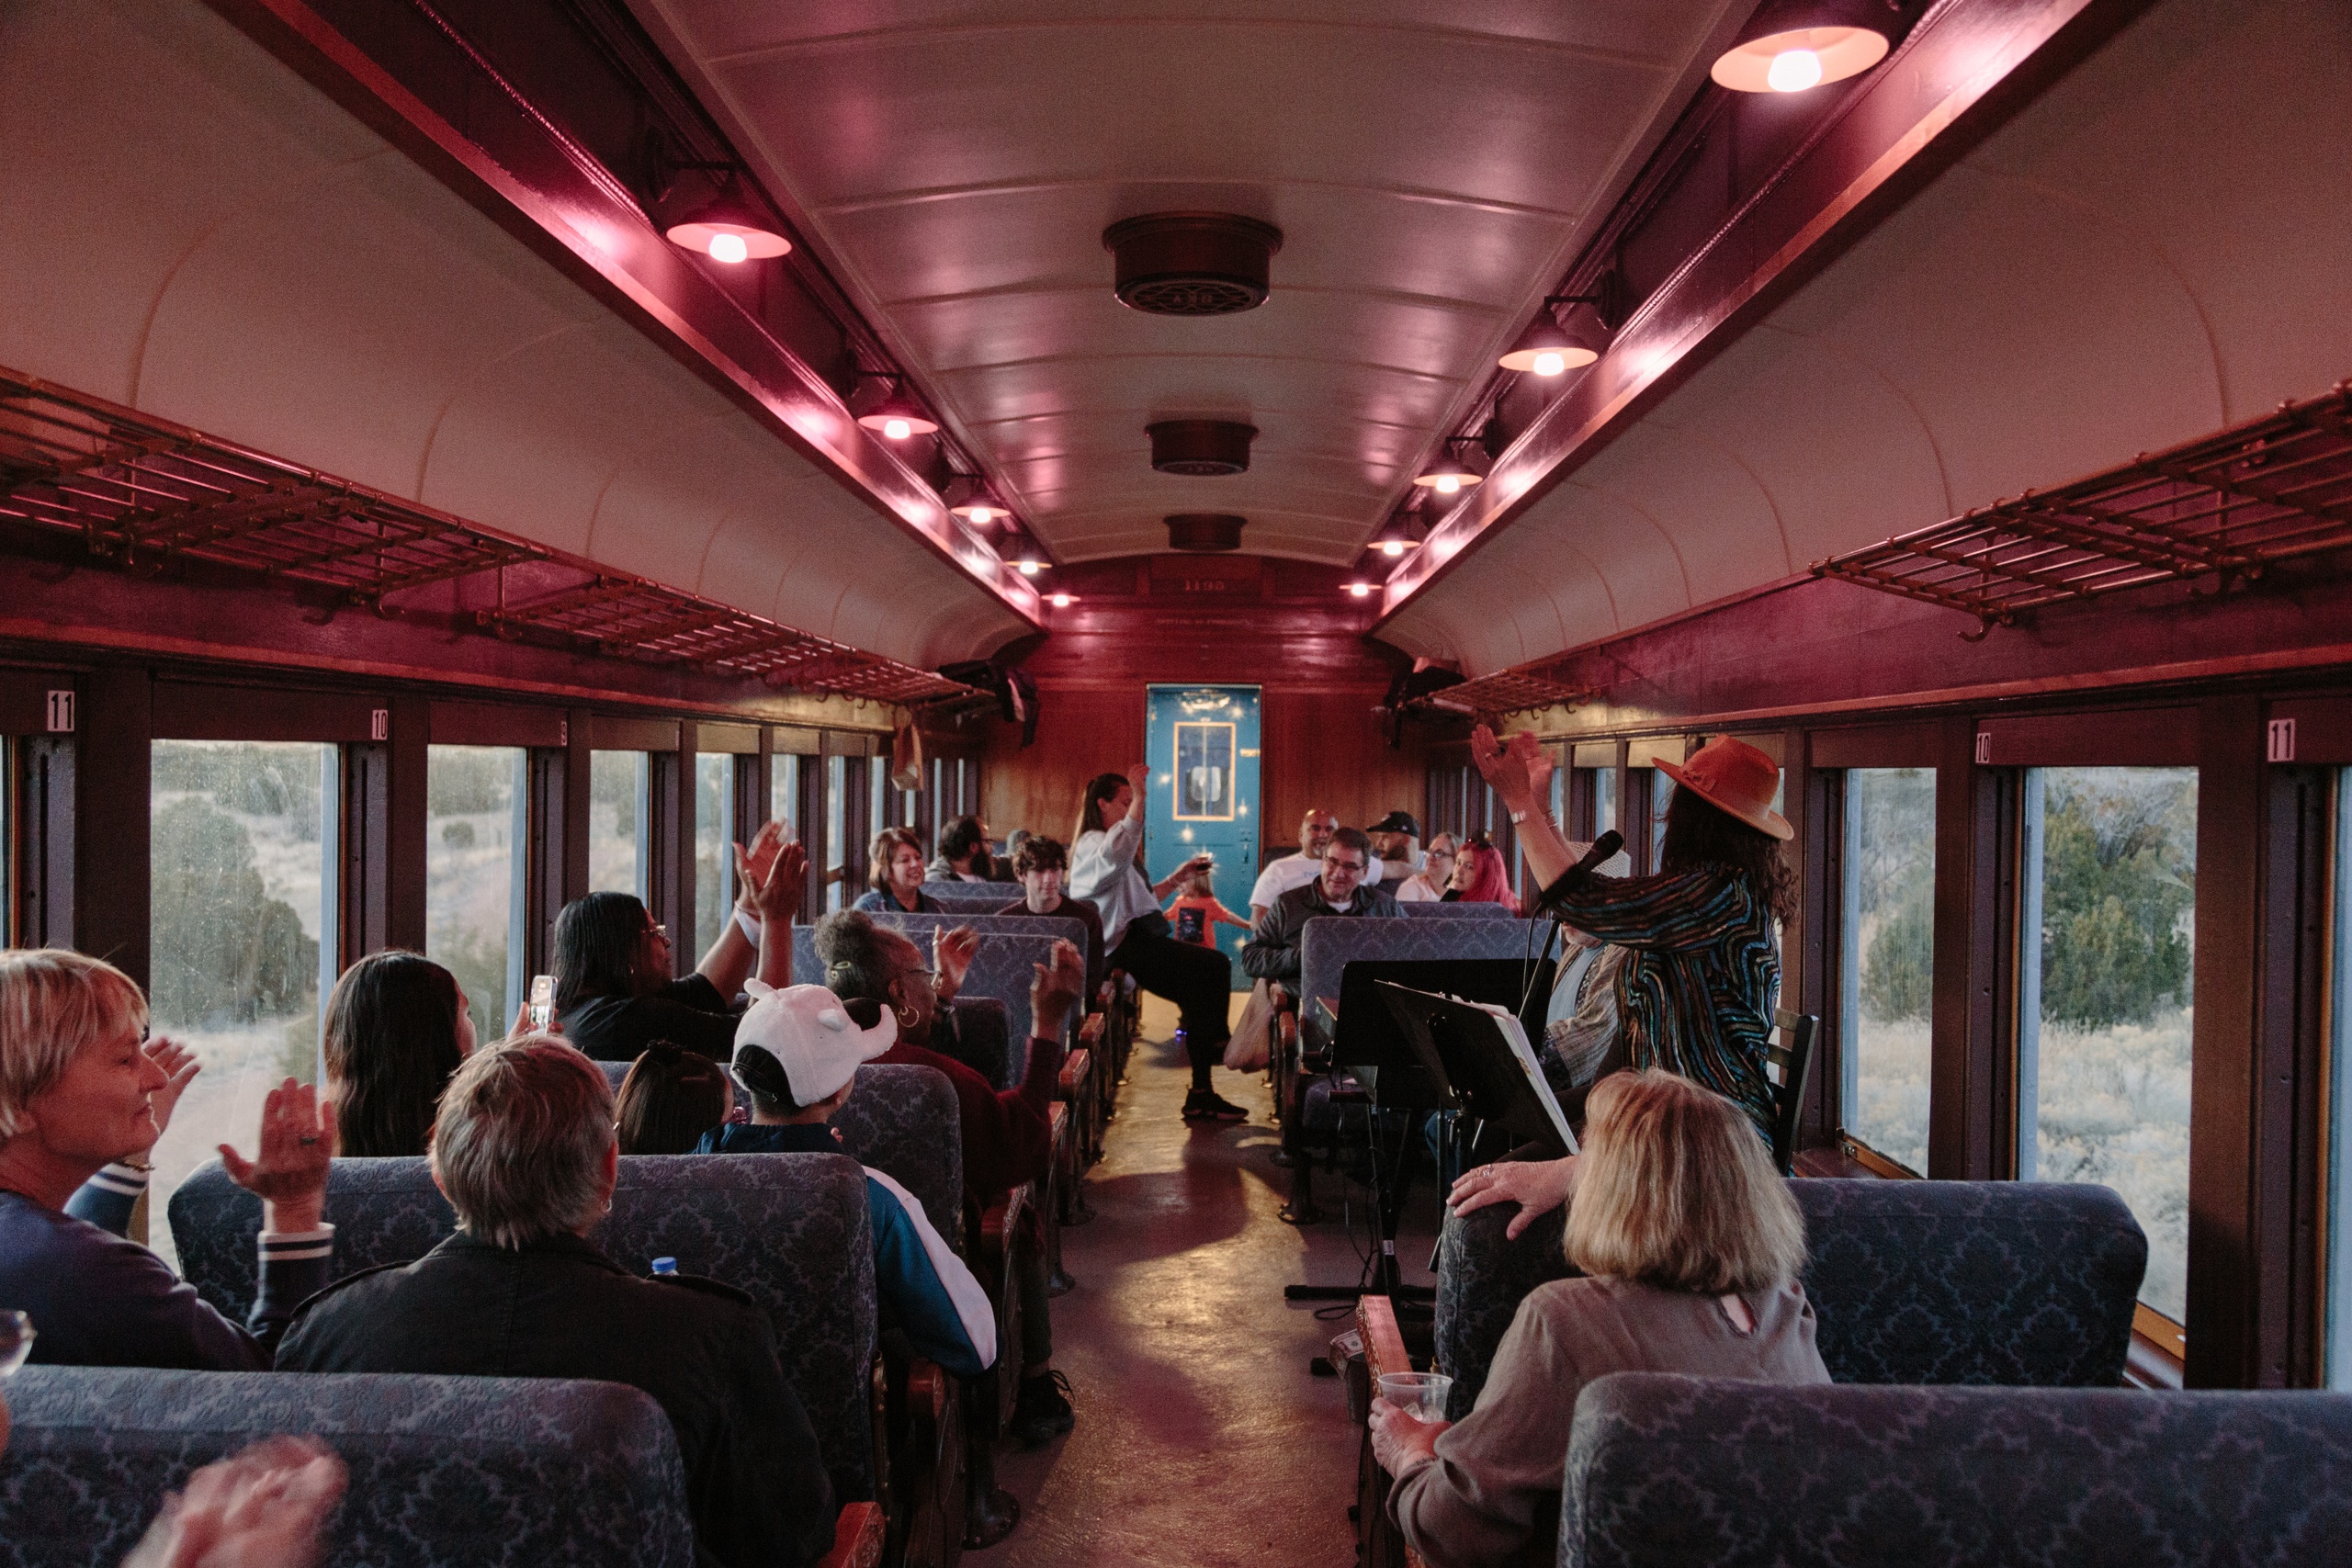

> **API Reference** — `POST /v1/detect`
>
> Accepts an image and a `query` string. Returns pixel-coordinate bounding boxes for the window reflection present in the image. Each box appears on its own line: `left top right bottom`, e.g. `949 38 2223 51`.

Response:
2020 765 2197 1324
1839 768 1935 1175
425 745 526 1044
589 750 646 897
148 739 333 1269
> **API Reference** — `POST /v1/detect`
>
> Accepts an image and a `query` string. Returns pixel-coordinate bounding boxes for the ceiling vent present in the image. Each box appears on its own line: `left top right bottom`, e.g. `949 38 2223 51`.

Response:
1166 513 1247 552
1148 420 1256 476
1104 213 1284 315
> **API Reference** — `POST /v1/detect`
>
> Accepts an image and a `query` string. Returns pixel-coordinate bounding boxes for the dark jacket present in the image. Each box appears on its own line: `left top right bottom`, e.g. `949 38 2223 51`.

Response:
1241 881 1402 981
0 1171 329 1371
277 1230 834 1568
993 894 1106 1000
560 974 741 1062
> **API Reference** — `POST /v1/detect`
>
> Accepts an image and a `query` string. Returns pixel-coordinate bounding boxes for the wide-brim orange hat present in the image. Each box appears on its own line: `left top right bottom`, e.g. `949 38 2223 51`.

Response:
1656 736 1793 841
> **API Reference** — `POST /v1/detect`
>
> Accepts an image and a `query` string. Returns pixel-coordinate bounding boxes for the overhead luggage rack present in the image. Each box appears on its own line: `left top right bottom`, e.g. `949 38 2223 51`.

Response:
0 371 983 707
1409 668 1592 721
1813 384 2352 634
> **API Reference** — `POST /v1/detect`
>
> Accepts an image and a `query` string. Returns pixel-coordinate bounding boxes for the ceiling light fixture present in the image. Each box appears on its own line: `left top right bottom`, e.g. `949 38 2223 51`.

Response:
1049 592 1076 607
1017 559 1043 576
1710 2 1894 94
1414 440 1485 497
1369 511 1422 558
1346 581 1374 599
662 183 792 264
944 476 1011 525
854 375 939 441
1498 296 1610 376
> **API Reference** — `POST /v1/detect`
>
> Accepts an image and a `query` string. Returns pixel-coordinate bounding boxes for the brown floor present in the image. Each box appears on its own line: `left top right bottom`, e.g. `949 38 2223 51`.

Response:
988 995 1440 1567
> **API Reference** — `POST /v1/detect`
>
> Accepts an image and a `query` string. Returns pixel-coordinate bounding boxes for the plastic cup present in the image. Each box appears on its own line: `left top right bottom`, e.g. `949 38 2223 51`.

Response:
1376 1371 1453 1422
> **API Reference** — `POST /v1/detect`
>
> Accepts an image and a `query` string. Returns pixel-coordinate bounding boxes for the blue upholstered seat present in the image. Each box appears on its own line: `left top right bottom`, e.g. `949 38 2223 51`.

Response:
1438 1179 2146 1416
170 1153 881 1503
1396 900 1514 918
1560 1375 2352 1567
0 1366 694 1568
920 882 1021 908
830 1062 967 1251
1296 914 1560 1022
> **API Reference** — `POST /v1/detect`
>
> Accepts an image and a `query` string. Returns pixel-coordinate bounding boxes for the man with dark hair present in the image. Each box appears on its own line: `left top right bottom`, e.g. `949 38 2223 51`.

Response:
1248 809 1385 920
811 910 1083 1449
1367 811 1423 898
1241 826 1400 984
280 1041 837 1568
994 836 1104 998
928 816 1013 883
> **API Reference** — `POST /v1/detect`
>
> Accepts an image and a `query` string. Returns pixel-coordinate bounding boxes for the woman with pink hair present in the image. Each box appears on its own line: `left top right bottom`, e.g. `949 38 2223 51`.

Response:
1442 833 1520 914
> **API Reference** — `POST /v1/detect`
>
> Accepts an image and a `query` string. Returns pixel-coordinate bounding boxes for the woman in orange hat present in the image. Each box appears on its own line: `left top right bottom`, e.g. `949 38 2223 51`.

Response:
1456 725 1796 1164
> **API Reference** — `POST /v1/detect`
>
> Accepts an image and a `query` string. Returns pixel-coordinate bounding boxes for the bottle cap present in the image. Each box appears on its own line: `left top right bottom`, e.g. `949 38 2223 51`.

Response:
650 1257 678 1276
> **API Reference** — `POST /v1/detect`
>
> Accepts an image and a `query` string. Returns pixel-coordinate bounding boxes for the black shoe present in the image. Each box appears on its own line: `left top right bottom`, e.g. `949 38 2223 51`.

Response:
964 1486 1021 1551
1182 1089 1248 1122
1011 1369 1076 1448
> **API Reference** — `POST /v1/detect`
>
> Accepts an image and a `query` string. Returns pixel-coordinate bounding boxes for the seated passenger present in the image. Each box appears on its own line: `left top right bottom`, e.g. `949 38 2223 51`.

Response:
278 1040 835 1568
554 830 802 1061
854 827 944 913
614 1041 734 1156
1394 831 1455 903
929 815 1013 884
0 950 334 1370
1240 827 1399 985
1246 808 1381 919
1442 832 1520 913
322 951 472 1158
696 983 996 1381
1367 811 1424 898
995 835 1106 998
1375 1069 1829 1568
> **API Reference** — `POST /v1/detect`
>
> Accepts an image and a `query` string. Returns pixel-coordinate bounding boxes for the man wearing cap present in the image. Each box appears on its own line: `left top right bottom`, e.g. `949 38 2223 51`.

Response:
1247 808 1385 921
1366 811 1423 898
697 983 996 1382
277 1040 836 1568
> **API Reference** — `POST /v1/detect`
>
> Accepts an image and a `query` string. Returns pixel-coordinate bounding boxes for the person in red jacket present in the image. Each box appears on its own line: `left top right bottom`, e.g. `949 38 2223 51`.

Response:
811 910 1084 1446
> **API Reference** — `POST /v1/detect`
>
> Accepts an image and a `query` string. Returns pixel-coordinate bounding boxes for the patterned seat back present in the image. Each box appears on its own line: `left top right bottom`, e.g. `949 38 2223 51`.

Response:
0 1366 693 1568
1561 1377 2352 1568
942 996 1013 1089
829 1063 966 1254
597 1057 633 1092
170 1156 458 1323
921 882 1019 909
603 1154 878 1504
1437 1179 2147 1416
799 915 1081 1064
1297 914 1560 1016
1396 901 1514 918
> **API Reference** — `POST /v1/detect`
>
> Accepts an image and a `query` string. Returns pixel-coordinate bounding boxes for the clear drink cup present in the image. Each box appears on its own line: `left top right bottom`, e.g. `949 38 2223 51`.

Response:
1376 1371 1453 1422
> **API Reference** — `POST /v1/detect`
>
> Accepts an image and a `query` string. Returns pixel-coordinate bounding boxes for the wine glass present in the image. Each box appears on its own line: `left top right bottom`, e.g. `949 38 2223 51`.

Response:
0 1310 32 1376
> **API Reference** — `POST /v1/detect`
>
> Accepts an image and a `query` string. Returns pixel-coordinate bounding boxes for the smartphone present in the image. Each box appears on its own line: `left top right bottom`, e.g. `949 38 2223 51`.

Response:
528 974 554 1032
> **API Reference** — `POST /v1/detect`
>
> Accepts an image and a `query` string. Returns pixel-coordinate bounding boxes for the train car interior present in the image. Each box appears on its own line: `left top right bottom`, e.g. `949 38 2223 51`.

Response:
3 0 2350 1563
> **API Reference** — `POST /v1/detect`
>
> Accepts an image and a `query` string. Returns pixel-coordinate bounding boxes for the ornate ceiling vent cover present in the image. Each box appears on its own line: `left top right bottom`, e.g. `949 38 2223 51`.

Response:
1148 420 1257 476
1165 513 1247 552
1104 213 1284 315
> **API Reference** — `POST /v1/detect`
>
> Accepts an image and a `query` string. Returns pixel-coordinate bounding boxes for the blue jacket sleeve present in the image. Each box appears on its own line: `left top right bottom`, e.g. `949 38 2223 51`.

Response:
62 1162 148 1235
863 1172 996 1380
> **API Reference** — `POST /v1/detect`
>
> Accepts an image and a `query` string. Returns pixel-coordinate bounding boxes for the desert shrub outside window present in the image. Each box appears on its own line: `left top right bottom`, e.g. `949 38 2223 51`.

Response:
589 750 647 897
2019 766 2197 1325
425 745 526 1043
694 752 733 958
1838 768 1935 1175
148 740 334 1269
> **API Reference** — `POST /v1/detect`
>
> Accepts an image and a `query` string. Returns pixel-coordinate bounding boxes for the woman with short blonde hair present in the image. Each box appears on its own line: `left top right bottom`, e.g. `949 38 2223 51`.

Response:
1373 1070 1827 1568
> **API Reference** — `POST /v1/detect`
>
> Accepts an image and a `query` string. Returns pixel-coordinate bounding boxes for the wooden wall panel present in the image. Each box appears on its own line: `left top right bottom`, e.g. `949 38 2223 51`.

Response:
982 688 1144 847
1261 688 1425 848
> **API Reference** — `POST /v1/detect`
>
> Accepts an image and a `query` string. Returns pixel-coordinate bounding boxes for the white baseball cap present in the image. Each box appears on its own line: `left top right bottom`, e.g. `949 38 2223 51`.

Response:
733 980 896 1106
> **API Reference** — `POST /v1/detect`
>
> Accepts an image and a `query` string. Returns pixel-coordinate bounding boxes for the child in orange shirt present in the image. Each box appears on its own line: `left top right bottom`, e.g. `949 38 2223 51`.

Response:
1164 866 1252 947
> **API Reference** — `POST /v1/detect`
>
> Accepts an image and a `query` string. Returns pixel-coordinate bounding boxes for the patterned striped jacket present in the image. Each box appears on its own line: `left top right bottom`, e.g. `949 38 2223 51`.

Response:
1540 863 1779 1135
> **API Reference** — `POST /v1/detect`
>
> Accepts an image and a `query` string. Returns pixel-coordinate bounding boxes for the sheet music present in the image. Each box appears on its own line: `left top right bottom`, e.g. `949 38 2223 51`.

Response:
1462 998 1579 1155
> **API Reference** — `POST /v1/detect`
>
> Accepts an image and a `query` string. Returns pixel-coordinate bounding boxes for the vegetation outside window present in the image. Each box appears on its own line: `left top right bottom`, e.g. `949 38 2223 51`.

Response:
424 746 526 1044
770 753 800 845
1838 768 1935 1175
588 750 647 897
825 757 847 910
2018 766 2197 1324
1592 767 1617 839
694 753 733 958
148 740 334 1269
1648 769 1672 867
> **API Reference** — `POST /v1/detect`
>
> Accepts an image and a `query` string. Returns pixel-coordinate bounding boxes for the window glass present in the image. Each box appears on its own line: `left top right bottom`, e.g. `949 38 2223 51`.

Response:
771 753 800 841
1593 767 1618 839
425 746 526 1044
2329 770 2352 1389
1839 768 1936 1175
2019 765 2197 1324
149 740 334 1269
694 752 733 959
1649 768 1672 866
0 738 15 947
825 757 847 911
588 750 646 897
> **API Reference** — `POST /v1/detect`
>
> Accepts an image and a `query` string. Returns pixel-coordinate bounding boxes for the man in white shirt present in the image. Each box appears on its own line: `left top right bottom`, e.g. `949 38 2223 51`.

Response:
1249 809 1385 919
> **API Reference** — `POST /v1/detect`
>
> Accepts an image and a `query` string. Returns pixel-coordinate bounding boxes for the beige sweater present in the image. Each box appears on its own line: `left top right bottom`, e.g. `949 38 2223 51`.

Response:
1391 1275 1829 1568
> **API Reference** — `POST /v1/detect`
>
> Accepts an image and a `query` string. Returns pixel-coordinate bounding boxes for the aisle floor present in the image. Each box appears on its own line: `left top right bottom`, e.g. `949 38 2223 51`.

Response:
989 995 1440 1567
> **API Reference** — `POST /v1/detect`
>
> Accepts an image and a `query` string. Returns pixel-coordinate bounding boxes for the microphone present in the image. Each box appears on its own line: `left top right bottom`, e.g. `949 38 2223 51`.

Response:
1570 830 1623 877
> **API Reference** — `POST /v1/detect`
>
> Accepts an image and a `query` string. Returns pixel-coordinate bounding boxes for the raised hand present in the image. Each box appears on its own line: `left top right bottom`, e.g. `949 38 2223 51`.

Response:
1029 939 1087 1040
933 924 980 1003
1446 1155 1579 1239
1125 761 1150 793
121 1435 347 1568
220 1079 334 1232
734 820 786 911
1470 724 1540 812
141 1036 202 1147
1521 737 1556 807
752 840 808 923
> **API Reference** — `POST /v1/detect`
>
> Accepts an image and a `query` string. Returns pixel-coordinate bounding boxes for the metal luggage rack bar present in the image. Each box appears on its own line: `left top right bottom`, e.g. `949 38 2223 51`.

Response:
1409 667 1593 721
0 370 985 707
1811 383 2352 635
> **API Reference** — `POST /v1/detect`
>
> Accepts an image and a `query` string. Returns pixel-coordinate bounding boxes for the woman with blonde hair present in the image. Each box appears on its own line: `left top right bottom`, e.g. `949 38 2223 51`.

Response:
1372 1070 1828 1568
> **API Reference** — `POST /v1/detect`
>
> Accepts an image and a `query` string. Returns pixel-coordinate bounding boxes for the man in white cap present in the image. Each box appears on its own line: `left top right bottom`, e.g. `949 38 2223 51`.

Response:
695 982 995 1382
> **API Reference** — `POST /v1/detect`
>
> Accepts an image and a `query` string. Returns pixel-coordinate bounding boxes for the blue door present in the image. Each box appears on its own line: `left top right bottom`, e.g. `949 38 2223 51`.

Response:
1144 685 1261 987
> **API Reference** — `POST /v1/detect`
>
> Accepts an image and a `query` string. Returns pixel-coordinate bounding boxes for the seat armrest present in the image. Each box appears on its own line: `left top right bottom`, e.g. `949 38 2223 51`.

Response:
817 1501 885 1568
1057 1048 1091 1100
1079 1012 1105 1047
1356 1295 1431 1568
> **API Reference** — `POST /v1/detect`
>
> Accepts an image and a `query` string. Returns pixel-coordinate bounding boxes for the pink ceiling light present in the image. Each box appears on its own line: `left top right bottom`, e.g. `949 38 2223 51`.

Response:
1711 2 1894 94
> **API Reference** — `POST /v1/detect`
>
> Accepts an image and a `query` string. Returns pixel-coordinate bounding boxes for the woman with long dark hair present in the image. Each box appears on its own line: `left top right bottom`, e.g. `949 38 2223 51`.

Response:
1068 763 1243 1122
322 951 470 1158
614 1042 735 1156
553 832 806 1061
1465 727 1796 1145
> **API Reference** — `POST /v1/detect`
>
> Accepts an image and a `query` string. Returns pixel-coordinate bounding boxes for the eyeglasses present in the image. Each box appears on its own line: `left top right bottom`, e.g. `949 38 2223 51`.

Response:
1324 858 1368 874
644 923 670 942
1428 849 1456 862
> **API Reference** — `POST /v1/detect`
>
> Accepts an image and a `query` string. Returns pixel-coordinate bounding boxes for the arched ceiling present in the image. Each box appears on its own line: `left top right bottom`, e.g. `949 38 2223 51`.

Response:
0 0 1032 669
628 0 1752 564
1382 0 2352 674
